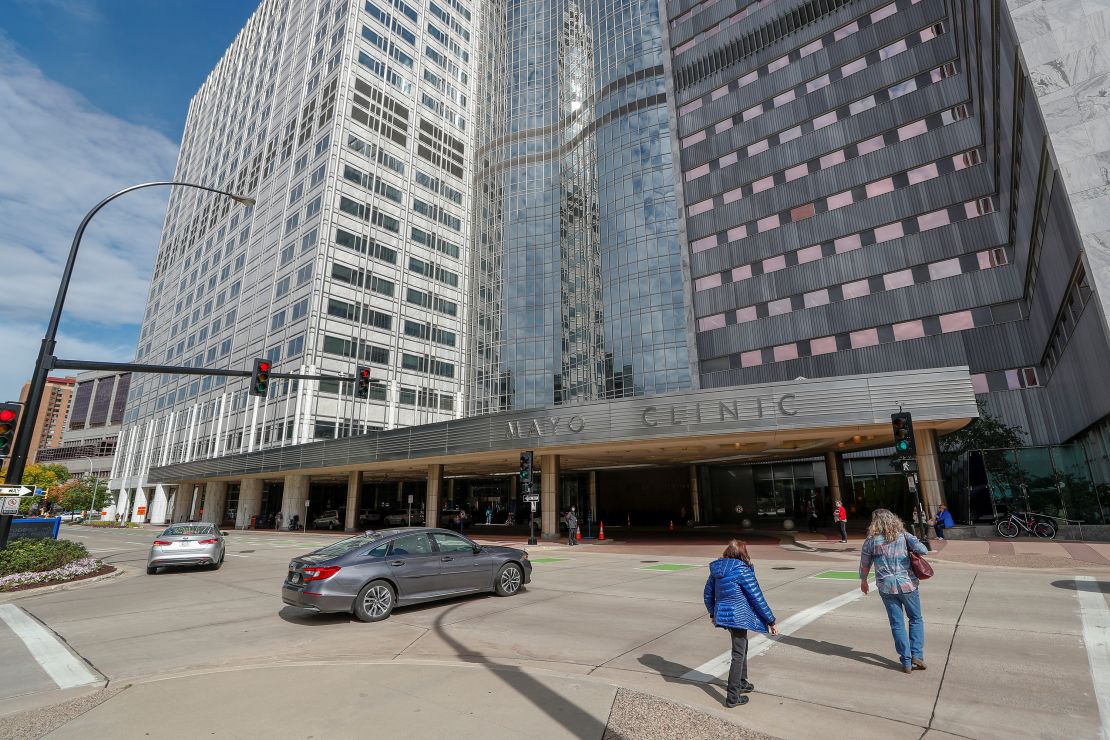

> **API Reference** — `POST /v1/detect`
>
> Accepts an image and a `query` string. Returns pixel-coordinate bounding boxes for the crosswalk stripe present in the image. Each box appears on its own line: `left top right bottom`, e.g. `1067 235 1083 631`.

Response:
1076 576 1110 738
0 605 100 689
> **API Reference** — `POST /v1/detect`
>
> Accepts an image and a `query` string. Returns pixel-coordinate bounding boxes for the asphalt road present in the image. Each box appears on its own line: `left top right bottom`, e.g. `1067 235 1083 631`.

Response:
1 525 1107 739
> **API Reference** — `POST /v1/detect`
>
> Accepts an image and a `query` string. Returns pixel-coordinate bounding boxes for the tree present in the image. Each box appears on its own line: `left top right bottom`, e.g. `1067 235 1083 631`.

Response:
21 463 71 492
53 477 99 512
939 400 1027 456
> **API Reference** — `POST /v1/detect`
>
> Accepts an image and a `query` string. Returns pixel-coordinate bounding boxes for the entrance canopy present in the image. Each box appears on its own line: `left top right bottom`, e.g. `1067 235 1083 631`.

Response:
149 368 977 483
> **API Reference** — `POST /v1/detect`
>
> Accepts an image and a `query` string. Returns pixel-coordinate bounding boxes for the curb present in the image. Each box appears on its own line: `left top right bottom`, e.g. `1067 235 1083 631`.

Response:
0 565 130 603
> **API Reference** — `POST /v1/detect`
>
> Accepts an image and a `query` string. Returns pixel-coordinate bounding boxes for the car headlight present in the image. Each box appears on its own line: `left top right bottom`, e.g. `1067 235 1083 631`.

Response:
520 551 529 559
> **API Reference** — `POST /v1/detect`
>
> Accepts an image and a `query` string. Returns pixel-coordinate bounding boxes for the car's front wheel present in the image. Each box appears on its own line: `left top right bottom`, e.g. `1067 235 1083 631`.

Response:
354 580 395 622
495 563 523 596
146 566 158 575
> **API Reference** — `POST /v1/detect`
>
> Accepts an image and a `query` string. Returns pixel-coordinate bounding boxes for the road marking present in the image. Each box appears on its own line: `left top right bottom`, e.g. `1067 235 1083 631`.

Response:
812 570 860 580
1076 576 1110 738
639 563 700 572
0 605 100 689
682 582 871 682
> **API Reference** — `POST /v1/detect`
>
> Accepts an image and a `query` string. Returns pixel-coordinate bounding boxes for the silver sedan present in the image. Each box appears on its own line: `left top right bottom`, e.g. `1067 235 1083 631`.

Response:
147 523 226 574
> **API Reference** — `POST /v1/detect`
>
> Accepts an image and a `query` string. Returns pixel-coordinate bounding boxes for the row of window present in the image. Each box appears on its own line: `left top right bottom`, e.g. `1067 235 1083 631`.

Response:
697 246 1009 332
703 304 1005 371
335 227 400 265
343 163 404 204
362 25 416 70
693 197 995 289
426 22 469 64
330 261 397 297
410 225 461 259
409 255 460 287
1043 263 1094 377
412 197 462 231
315 380 455 413
684 63 961 185
326 297 395 331
687 104 968 217
669 0 771 32
347 133 406 176
321 334 456 378
338 194 402 233
351 77 411 146
366 0 417 26
404 319 457 347
424 43 468 86
690 149 983 253
363 2 417 47
970 368 1039 395
420 90 467 131
358 49 414 96
417 117 465 179
429 1 469 40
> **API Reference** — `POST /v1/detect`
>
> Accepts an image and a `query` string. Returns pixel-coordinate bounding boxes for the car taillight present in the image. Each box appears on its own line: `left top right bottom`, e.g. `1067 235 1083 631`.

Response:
302 566 341 582
153 540 171 546
198 538 218 544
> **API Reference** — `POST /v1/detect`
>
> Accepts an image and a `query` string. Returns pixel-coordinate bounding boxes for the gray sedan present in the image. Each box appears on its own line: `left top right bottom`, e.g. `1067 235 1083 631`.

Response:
147 523 226 574
282 528 531 621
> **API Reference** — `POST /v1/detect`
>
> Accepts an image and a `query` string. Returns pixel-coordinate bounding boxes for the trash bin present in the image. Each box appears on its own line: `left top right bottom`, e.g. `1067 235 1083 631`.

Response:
249 516 257 529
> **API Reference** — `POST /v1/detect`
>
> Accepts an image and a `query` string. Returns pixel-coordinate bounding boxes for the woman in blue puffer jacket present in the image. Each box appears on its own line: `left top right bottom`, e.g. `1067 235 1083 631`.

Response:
703 539 778 707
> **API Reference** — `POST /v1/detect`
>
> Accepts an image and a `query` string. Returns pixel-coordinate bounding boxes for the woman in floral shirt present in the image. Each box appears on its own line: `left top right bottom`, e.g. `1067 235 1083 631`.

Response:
859 508 929 673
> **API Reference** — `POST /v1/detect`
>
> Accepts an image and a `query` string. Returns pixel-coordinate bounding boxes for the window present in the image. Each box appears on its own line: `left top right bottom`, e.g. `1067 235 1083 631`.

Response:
271 310 287 330
389 533 433 555
287 335 305 357
431 533 473 553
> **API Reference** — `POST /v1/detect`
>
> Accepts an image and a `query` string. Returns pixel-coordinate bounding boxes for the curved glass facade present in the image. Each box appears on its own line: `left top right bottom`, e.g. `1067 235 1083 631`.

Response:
467 0 692 414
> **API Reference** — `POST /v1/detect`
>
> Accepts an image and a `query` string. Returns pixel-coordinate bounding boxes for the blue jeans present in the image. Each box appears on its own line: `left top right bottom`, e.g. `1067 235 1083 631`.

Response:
880 589 924 667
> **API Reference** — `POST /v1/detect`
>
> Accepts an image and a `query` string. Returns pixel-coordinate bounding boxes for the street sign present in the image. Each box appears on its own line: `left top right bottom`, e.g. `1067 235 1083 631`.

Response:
523 494 539 502
1 496 20 514
0 486 31 496
530 501 537 512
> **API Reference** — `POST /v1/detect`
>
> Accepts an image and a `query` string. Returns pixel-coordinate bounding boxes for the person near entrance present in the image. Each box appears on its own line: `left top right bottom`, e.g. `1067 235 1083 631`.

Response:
703 539 778 707
807 496 819 534
565 507 578 545
933 505 955 539
485 506 492 525
834 500 848 542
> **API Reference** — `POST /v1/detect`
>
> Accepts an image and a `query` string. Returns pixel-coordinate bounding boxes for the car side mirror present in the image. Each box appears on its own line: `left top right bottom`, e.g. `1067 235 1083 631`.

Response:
472 545 481 554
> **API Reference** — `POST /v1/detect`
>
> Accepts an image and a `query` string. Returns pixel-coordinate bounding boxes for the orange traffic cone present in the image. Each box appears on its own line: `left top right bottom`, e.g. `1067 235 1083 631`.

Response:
599 522 605 540
576 527 582 541
669 520 675 532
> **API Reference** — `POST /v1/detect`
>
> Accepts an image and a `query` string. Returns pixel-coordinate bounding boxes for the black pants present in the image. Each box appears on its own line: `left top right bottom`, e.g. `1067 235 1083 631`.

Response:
808 515 818 533
727 628 749 701
568 526 577 545
838 521 847 541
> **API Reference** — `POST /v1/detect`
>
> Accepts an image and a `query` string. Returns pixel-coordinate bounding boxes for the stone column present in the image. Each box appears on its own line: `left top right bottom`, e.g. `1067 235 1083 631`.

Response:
201 481 227 525
236 479 263 529
426 465 442 528
345 471 362 530
825 452 844 507
280 474 309 530
129 487 149 524
149 485 169 525
170 484 193 523
540 454 560 538
915 429 944 515
689 465 701 523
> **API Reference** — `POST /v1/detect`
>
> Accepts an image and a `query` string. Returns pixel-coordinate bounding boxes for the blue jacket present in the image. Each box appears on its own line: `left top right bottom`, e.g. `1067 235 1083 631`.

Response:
704 558 776 632
937 510 955 528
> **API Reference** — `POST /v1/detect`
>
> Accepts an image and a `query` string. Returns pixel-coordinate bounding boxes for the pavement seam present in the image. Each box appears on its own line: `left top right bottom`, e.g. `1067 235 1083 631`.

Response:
923 571 979 740
591 611 710 676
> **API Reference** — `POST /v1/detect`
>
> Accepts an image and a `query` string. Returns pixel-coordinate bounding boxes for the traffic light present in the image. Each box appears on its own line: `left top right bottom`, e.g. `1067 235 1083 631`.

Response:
891 412 917 456
250 358 271 397
355 366 372 399
0 403 18 459
519 451 533 488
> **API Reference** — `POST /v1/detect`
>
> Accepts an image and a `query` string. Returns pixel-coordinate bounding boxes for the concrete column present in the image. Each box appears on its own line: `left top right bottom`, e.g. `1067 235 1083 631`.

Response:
201 481 228 525
540 454 560 538
149 485 169 525
426 465 442 528
447 478 456 506
129 487 149 524
236 479 263 529
345 471 362 530
280 474 309 530
588 471 597 518
825 452 844 506
915 428 944 515
689 465 701 524
170 484 191 523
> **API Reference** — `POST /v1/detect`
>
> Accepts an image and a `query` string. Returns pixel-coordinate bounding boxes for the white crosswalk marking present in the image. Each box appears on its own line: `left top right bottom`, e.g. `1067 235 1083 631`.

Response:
682 583 871 682
0 605 100 689
1076 576 1110 739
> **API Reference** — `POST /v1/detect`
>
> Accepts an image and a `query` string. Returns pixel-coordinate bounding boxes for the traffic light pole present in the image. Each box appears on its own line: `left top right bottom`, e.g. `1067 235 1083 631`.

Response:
4 181 255 487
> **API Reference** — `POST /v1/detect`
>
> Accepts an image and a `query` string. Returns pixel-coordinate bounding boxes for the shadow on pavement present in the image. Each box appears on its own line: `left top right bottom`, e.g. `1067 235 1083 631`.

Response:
1050 579 1109 592
277 606 354 625
637 653 725 705
775 635 902 671
431 604 609 738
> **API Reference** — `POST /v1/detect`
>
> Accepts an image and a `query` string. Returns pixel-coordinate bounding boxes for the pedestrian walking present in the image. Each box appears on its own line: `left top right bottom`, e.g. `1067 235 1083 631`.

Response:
485 506 492 525
703 540 778 707
834 500 848 542
807 497 819 534
859 509 929 673
933 505 954 539
566 507 578 545
458 509 467 532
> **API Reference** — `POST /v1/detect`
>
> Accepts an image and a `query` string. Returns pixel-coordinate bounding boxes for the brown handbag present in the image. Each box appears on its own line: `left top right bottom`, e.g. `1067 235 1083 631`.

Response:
904 533 934 580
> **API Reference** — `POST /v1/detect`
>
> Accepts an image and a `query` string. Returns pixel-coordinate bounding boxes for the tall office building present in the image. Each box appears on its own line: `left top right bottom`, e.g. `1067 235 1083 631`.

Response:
112 0 478 522
12 376 76 467
38 371 130 482
117 0 1110 529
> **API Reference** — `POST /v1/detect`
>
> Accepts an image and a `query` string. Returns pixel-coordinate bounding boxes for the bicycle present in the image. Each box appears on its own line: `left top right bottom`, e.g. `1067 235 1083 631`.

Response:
995 511 1057 539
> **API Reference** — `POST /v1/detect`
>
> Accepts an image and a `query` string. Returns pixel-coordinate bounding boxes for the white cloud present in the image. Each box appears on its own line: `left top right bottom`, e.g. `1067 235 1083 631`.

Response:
0 35 179 401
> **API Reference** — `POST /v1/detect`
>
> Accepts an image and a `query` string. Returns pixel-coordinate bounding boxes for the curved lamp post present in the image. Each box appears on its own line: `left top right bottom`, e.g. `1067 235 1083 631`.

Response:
4 182 255 487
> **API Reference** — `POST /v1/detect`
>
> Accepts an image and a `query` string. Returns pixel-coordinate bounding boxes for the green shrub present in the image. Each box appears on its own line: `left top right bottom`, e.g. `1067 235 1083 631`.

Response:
0 539 90 576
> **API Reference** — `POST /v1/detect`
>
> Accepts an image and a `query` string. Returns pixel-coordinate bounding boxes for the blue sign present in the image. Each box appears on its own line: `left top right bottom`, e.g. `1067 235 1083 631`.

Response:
10 517 61 541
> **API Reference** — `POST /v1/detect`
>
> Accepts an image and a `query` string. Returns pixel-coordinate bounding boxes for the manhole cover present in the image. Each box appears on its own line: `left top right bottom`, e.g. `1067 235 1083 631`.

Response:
772 566 795 570
640 560 659 564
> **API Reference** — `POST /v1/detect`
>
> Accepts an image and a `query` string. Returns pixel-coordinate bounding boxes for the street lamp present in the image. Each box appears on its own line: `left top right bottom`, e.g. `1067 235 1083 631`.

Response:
3 182 254 488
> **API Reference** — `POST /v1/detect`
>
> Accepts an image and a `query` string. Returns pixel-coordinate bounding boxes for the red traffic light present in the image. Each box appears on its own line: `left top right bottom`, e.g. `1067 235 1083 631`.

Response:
359 368 370 379
258 362 271 373
0 409 15 423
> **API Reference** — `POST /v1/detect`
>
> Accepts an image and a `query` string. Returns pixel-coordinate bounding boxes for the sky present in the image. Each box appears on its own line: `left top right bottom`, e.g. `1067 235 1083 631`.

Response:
0 0 259 403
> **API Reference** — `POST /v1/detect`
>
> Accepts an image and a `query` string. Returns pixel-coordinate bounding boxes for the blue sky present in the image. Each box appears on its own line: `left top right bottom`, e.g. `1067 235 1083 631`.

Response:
0 0 259 403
